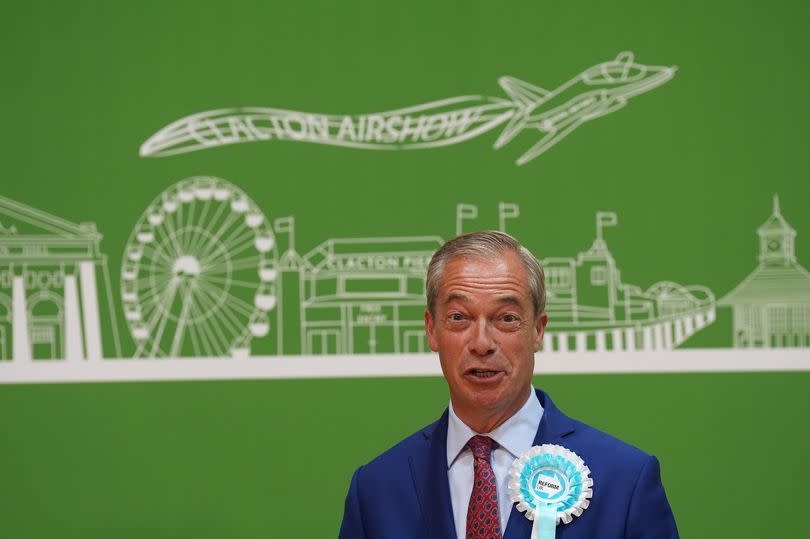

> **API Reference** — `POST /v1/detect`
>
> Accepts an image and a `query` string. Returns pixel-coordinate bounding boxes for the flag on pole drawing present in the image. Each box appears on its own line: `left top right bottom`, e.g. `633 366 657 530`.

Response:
456 203 479 236
499 202 520 232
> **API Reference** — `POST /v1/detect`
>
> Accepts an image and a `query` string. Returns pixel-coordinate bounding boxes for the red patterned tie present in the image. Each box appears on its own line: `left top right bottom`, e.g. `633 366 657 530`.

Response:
466 435 501 539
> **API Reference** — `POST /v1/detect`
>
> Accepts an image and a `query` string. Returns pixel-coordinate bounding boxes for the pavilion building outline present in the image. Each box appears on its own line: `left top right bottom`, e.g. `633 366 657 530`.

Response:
0 195 121 361
720 195 810 348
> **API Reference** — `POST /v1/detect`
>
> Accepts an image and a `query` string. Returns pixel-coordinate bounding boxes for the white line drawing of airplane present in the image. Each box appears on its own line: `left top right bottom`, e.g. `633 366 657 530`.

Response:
139 52 675 166
495 51 676 164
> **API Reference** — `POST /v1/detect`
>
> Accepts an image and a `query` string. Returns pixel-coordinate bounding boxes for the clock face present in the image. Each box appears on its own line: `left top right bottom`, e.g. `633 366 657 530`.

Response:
768 239 781 252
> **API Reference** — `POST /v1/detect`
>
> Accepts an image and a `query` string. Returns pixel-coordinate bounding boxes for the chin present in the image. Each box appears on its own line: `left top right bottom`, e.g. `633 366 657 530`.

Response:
468 387 508 408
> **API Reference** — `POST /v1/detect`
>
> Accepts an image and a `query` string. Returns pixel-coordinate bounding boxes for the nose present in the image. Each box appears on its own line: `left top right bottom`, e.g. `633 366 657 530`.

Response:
468 319 496 357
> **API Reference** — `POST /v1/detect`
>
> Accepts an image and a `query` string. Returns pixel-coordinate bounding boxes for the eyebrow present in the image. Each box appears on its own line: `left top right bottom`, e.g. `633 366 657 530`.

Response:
445 292 471 304
496 295 522 307
444 292 522 307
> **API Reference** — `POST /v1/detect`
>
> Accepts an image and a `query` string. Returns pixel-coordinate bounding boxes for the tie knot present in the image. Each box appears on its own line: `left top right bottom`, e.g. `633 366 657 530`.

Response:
467 435 496 459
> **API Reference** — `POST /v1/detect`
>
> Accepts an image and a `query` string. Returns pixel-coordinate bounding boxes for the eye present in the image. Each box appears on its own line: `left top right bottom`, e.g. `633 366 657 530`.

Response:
496 313 522 330
444 312 469 329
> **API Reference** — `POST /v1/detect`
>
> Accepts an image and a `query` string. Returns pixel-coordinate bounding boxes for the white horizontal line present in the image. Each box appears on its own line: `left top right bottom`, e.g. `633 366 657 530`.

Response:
0 349 808 385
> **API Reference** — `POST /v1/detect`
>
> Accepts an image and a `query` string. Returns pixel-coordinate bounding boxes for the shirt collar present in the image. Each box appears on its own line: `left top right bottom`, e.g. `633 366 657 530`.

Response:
446 387 544 468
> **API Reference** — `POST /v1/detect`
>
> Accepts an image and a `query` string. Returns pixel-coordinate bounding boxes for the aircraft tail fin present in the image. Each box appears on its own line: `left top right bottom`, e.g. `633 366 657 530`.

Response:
494 76 550 149
498 76 550 106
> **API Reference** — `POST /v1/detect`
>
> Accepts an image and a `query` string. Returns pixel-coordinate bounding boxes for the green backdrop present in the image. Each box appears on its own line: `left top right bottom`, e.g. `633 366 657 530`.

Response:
1 1 809 537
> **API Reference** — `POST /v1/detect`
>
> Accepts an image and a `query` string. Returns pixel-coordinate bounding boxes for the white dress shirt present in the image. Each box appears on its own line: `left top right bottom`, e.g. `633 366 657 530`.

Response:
446 388 544 538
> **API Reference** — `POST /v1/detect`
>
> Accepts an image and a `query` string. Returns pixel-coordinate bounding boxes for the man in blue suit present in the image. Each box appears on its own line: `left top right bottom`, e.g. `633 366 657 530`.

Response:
339 231 678 538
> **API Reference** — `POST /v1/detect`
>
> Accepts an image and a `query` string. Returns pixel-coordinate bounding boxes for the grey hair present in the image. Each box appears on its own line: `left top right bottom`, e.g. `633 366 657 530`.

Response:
426 230 546 317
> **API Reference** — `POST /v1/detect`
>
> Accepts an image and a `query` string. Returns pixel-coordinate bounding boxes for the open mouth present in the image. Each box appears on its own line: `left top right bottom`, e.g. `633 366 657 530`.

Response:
467 369 502 379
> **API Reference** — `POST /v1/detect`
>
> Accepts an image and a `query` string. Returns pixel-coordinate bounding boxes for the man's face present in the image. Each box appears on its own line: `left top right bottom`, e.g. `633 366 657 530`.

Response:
425 251 547 429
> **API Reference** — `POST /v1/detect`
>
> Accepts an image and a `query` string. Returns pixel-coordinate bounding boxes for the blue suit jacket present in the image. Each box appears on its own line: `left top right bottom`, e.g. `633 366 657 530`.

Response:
339 389 678 538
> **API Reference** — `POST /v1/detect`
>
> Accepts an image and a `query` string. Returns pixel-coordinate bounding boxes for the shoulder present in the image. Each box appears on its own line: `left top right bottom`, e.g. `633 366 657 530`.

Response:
356 417 441 476
539 389 653 473
555 415 659 495
568 416 651 463
340 416 448 538
537 388 665 510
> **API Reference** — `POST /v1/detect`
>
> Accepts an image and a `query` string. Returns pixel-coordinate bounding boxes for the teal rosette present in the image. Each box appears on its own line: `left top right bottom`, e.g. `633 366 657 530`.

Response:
507 444 593 537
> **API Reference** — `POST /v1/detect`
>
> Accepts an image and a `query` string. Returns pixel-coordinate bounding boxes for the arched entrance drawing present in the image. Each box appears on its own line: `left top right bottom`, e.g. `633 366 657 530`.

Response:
28 291 63 360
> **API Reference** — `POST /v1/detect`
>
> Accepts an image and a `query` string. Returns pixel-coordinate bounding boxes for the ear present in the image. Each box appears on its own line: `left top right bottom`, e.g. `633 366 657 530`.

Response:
425 308 440 352
534 312 549 352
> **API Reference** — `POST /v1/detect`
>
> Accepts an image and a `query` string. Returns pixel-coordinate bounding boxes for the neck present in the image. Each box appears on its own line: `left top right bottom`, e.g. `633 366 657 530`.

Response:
453 385 533 433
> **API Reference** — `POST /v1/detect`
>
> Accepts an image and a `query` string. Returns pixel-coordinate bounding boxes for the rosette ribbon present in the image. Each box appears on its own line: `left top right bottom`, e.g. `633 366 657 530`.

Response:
507 444 593 539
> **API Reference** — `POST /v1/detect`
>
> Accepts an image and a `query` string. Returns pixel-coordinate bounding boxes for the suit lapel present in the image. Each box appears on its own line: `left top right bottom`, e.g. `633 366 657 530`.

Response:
503 389 577 539
409 410 457 539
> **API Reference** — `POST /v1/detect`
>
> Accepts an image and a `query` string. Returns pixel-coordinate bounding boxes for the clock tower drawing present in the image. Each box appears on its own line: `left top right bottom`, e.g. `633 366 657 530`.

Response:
758 195 796 265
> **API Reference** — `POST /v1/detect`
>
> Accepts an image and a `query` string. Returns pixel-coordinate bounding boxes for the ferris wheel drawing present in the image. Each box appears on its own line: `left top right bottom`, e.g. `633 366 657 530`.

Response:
121 176 278 358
